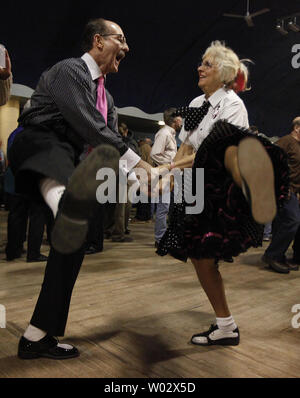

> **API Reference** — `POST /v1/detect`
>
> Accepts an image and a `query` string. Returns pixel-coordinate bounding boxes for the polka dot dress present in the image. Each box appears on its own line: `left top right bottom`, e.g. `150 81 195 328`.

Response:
157 120 290 262
175 101 211 131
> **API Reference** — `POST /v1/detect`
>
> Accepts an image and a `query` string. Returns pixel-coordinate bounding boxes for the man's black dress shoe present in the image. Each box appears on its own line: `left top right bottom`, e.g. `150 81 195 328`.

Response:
18 335 79 360
6 254 22 261
26 254 48 263
262 255 290 274
85 246 103 255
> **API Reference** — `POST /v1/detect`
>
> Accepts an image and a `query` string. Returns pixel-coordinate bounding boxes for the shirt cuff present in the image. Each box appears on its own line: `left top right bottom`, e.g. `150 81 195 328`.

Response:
127 169 140 187
120 148 141 173
178 129 187 142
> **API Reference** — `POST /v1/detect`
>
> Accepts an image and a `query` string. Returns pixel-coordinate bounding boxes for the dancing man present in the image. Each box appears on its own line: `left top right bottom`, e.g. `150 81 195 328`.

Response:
9 18 154 359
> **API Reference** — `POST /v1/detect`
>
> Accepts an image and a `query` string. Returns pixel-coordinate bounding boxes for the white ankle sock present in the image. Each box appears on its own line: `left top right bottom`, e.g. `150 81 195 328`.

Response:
23 324 73 349
216 315 237 332
23 324 47 342
39 178 65 218
191 317 239 344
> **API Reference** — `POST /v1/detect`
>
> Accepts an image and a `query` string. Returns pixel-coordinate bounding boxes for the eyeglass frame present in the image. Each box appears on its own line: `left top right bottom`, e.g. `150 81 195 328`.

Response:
197 60 215 69
101 33 127 44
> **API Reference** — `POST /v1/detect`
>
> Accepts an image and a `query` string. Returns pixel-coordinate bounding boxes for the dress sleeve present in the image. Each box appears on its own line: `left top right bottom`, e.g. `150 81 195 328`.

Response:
219 100 249 129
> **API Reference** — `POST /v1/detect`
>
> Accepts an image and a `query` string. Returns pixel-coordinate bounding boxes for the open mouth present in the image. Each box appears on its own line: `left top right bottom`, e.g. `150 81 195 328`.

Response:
116 52 125 62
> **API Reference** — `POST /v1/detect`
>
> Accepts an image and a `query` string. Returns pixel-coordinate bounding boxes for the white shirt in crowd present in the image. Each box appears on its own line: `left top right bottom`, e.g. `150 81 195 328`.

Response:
179 87 249 151
151 125 177 165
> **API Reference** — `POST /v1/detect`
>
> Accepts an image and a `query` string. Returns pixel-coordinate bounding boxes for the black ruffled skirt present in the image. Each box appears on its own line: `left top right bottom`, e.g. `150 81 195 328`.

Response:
157 121 289 262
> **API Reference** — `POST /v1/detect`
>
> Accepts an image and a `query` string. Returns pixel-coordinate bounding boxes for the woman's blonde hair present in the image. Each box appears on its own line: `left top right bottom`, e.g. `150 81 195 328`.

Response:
203 41 252 91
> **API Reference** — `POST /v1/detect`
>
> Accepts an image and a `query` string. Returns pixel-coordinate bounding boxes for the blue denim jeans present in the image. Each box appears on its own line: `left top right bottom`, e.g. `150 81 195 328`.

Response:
264 192 300 261
263 222 272 238
154 193 171 243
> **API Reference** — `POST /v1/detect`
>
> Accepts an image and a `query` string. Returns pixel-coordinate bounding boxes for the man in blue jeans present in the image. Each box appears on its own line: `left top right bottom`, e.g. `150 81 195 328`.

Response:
150 108 182 246
262 117 300 273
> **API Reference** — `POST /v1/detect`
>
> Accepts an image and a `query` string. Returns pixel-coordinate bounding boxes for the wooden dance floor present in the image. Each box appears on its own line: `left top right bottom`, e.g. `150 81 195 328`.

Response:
0 210 299 378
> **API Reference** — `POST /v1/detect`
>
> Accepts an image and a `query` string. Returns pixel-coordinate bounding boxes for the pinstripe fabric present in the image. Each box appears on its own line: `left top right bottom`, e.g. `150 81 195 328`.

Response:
18 58 127 155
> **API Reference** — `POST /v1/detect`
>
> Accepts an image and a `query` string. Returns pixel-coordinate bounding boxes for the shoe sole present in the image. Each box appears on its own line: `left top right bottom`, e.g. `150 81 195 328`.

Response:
191 337 240 346
51 145 120 254
238 137 276 224
18 351 80 360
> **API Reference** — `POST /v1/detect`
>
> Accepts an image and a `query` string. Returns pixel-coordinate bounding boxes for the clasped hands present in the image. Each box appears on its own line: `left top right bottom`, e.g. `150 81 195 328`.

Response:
137 163 175 199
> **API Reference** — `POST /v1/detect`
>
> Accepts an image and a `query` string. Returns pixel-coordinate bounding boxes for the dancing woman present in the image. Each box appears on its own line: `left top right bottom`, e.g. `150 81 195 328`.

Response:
157 41 289 346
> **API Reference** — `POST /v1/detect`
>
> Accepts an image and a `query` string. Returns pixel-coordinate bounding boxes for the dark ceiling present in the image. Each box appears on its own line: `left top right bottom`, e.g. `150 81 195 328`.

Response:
1 0 300 137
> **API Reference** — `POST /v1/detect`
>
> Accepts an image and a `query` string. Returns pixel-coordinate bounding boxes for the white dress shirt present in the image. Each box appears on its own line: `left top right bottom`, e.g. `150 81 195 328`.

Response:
179 87 249 151
81 52 140 173
151 125 177 165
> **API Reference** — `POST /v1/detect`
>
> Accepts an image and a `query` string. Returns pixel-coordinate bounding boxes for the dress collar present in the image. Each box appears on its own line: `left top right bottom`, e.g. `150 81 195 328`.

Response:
164 125 176 137
81 52 103 81
206 87 230 108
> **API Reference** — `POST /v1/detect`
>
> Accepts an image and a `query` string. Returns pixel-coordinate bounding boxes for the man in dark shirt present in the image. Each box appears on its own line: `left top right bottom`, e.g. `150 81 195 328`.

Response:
119 122 140 155
9 18 155 360
262 117 300 273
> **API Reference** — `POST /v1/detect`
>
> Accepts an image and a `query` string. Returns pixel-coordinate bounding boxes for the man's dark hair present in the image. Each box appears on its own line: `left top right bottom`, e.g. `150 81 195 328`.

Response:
81 18 110 52
163 107 177 127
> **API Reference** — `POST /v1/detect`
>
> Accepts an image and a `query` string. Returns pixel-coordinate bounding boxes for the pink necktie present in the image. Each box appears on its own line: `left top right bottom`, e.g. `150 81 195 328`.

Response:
96 76 108 124
85 76 108 156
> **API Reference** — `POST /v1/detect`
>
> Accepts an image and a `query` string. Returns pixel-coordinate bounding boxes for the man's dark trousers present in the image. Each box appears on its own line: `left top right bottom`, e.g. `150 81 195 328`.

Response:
292 225 300 261
265 192 300 261
30 246 86 336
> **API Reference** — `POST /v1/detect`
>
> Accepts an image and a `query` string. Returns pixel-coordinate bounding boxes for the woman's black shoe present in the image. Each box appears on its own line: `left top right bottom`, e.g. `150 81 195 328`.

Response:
18 335 79 360
191 324 240 346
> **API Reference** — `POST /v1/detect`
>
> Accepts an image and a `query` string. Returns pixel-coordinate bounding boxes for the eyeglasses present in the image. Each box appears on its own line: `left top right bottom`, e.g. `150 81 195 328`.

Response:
198 60 214 69
101 34 127 44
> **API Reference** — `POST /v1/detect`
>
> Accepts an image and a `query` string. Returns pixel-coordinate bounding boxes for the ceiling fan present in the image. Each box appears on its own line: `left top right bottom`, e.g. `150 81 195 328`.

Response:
223 0 270 27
